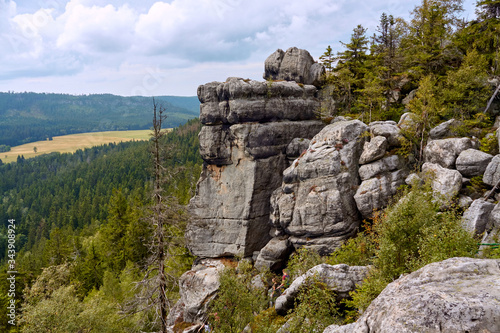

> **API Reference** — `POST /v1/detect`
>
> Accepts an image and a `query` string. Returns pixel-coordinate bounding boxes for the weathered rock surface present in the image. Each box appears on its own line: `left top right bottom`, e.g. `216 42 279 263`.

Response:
397 112 418 132
263 47 325 86
369 120 402 147
198 78 319 126
429 118 462 139
462 199 495 235
354 170 408 218
286 138 311 159
254 238 292 271
358 136 387 165
275 264 370 316
358 155 404 181
424 137 474 168
481 201 500 250
188 77 324 258
326 257 500 333
166 260 225 329
456 148 493 177
405 172 422 186
483 154 500 186
270 120 368 254
421 162 462 203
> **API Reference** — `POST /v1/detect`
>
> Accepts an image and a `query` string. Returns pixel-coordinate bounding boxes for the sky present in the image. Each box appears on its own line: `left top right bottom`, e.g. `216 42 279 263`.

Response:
0 0 478 97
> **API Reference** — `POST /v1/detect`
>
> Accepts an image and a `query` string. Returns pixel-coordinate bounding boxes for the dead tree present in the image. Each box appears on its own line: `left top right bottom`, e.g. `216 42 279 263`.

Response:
127 98 187 332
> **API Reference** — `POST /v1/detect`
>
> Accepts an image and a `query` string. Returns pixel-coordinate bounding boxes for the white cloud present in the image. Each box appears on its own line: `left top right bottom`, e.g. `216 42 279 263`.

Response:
57 1 136 53
0 0 480 96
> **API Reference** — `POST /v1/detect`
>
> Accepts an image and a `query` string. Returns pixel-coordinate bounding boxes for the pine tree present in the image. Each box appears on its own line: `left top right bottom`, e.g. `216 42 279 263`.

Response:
319 45 335 72
402 0 464 76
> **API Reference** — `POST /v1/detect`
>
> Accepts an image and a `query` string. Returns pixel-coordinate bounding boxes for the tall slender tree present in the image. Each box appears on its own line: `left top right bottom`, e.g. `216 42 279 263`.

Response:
130 99 188 332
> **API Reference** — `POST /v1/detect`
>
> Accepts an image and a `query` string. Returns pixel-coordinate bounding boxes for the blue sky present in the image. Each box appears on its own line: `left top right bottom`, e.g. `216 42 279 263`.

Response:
0 0 477 96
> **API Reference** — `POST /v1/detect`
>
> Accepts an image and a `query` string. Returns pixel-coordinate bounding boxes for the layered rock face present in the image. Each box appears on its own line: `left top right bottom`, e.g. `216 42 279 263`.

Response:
326 257 500 333
268 120 368 255
187 71 324 258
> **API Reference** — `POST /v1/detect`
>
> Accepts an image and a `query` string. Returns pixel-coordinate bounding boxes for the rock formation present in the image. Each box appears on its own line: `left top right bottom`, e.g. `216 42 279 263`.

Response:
187 49 325 259
275 263 370 316
269 120 369 255
166 259 225 330
264 47 325 87
179 48 500 332
326 257 500 333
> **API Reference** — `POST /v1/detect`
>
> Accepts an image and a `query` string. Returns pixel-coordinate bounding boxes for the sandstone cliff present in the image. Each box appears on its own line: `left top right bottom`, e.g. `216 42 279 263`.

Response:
173 47 500 333
186 48 325 259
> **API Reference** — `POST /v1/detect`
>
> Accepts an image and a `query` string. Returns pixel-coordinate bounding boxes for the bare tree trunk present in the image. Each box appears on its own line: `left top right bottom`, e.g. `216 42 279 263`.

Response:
151 98 169 333
484 82 500 114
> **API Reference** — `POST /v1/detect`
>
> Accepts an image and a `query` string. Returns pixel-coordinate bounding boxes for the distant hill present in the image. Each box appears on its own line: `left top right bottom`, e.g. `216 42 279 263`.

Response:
0 92 200 147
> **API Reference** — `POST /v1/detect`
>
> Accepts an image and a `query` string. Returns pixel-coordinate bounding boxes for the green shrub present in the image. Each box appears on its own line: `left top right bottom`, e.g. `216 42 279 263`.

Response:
285 277 341 333
479 133 499 155
286 247 324 280
209 266 267 333
250 307 287 333
345 184 478 319
327 230 376 267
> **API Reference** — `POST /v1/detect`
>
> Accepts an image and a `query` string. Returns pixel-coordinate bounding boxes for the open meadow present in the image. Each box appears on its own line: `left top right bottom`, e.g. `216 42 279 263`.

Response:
1 130 159 163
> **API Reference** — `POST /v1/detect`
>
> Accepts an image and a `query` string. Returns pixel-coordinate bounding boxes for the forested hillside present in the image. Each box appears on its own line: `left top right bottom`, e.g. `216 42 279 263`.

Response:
319 0 499 128
0 93 199 147
0 118 201 331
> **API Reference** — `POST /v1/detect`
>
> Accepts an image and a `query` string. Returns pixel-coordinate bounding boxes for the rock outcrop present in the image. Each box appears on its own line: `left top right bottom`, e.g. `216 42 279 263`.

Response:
187 75 325 258
421 162 462 204
166 259 225 330
462 199 495 235
327 257 500 333
483 154 500 186
275 264 370 316
263 47 325 87
269 120 369 254
455 148 493 177
424 137 475 169
481 201 500 251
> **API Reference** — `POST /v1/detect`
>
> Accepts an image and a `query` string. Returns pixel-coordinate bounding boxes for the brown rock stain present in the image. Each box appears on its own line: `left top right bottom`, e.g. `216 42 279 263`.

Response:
207 164 225 182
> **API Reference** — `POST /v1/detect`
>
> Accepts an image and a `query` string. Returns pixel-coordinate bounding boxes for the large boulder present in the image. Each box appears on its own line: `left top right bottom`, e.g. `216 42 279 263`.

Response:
483 154 500 186
327 257 500 333
428 118 462 140
263 47 325 86
188 77 325 258
462 199 495 235
424 137 475 169
166 260 225 329
421 163 462 204
397 112 418 133
354 170 408 218
455 149 493 177
254 238 293 271
358 136 388 165
369 121 402 147
275 264 370 316
270 120 369 254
